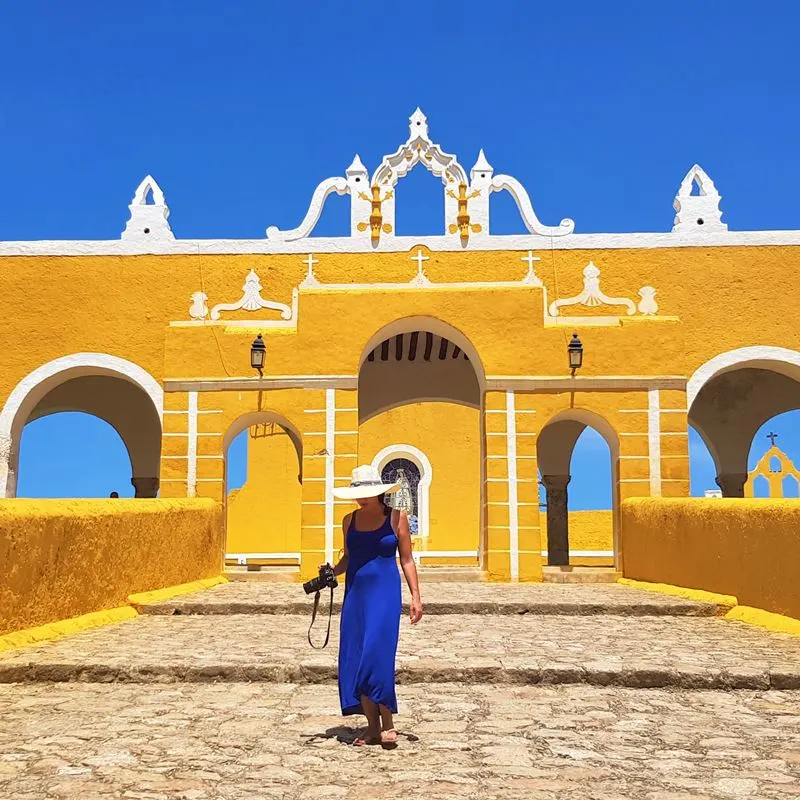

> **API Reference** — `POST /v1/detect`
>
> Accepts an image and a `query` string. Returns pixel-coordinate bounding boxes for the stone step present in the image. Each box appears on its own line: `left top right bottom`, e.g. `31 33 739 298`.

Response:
134 581 721 617
225 566 300 583
542 566 622 584
2 613 798 689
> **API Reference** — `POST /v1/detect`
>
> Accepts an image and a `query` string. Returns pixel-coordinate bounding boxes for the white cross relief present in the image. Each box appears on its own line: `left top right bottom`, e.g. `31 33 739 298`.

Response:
300 253 320 288
520 251 543 287
409 249 432 287
411 249 430 270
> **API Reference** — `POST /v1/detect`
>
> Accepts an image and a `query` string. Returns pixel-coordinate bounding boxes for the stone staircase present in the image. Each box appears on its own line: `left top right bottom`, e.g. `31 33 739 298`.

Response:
2 582 798 689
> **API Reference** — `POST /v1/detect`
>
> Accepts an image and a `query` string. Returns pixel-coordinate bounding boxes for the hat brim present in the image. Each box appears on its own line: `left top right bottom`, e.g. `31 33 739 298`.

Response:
332 482 400 500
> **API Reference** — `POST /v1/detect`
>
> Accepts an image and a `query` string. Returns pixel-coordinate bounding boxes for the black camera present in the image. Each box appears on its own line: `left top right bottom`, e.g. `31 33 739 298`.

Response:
303 563 338 595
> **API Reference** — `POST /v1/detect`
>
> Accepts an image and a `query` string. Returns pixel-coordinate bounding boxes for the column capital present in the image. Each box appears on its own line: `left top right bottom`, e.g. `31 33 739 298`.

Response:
715 472 748 498
541 474 571 492
131 477 160 498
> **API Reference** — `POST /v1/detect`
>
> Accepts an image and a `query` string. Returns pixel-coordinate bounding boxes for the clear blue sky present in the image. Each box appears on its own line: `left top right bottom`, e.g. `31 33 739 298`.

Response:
5 1 800 502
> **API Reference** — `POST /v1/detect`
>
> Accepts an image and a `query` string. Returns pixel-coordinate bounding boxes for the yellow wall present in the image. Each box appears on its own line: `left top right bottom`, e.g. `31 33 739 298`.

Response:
358 402 481 558
0 498 223 635
540 510 614 565
226 424 302 555
621 497 800 619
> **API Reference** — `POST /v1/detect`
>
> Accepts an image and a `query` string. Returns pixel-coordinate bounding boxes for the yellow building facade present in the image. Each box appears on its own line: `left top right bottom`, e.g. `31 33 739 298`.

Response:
2 109 799 581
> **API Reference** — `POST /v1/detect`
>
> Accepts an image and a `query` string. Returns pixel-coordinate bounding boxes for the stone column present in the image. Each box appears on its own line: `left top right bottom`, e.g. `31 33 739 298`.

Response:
131 477 160 498
542 474 570 566
715 472 747 498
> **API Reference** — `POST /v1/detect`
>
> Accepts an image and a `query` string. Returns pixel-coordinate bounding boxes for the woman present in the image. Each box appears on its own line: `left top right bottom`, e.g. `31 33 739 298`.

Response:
329 464 423 747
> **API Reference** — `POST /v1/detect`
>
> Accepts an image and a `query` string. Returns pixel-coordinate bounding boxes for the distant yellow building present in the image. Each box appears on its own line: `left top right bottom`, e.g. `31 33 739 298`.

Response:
745 439 800 498
2 109 800 581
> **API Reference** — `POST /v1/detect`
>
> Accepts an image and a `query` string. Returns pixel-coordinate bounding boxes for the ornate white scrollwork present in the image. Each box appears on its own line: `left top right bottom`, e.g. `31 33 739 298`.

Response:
266 177 348 241
490 175 574 237
549 262 636 317
372 108 468 188
210 270 292 320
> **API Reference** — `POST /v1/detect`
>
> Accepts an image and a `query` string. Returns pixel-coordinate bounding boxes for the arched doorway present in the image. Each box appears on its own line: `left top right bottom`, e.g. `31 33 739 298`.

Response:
358 317 484 567
0 354 163 498
688 347 800 496
222 411 303 566
537 409 621 568
371 444 433 540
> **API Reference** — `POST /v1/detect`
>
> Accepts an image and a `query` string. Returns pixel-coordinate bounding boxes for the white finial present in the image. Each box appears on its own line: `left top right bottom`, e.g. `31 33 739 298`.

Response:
346 154 368 177
121 174 174 242
409 107 429 139
672 164 727 233
471 149 493 181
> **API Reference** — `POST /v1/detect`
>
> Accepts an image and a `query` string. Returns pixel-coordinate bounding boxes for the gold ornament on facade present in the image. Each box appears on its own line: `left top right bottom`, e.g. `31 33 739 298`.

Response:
447 183 482 242
358 185 394 243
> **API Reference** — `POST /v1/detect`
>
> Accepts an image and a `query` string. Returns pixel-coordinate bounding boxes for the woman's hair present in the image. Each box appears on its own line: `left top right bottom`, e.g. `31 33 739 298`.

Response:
378 494 391 516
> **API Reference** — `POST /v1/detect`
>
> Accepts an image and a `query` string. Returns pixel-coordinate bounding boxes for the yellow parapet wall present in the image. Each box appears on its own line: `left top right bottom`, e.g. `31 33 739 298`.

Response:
0 498 224 636
621 498 800 620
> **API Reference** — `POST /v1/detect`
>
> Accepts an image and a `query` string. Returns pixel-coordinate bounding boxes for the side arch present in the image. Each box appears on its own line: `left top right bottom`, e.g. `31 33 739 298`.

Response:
687 346 800 409
0 353 163 498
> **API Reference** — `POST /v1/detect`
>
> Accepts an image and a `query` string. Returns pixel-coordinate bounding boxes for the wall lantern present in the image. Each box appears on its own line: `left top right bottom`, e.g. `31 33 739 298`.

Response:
250 334 266 376
568 332 583 376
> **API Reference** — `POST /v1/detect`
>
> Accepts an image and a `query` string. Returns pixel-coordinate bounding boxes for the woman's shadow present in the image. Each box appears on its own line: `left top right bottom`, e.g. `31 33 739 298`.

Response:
301 726 419 747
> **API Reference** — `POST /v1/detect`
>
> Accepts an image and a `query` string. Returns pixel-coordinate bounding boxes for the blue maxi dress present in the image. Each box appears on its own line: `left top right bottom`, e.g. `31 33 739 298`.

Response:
338 510 401 716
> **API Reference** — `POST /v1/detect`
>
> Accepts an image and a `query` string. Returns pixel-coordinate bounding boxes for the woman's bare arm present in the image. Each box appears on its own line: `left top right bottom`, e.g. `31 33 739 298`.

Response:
330 513 351 576
394 509 423 623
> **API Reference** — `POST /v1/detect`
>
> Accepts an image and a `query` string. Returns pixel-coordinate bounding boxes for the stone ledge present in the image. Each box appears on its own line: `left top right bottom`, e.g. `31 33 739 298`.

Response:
1 661 797 690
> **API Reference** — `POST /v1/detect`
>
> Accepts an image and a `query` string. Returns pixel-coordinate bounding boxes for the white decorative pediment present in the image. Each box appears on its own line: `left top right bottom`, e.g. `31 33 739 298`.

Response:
672 164 727 233
186 270 292 321
549 262 658 317
263 109 575 245
121 175 174 242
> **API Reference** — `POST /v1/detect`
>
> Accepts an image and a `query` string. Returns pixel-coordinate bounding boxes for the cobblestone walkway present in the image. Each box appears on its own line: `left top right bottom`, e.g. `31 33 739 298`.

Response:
1 683 798 799
1 582 799 798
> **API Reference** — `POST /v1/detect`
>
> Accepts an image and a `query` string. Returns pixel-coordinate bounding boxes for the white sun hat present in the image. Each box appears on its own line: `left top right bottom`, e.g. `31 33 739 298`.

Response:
332 464 400 500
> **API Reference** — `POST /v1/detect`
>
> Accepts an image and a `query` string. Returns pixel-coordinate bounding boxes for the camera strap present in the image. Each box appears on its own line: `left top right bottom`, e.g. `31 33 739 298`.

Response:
307 586 334 650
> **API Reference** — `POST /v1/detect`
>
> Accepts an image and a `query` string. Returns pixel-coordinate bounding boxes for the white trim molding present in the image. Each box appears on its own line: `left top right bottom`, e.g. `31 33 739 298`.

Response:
0 353 163 498
372 443 433 540
506 390 520 582
325 389 336 566
648 389 662 496
687 346 800 409
187 391 198 498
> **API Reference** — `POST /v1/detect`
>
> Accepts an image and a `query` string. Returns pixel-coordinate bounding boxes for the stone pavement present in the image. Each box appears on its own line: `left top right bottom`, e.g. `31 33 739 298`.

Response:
1 581 799 798
1 683 799 799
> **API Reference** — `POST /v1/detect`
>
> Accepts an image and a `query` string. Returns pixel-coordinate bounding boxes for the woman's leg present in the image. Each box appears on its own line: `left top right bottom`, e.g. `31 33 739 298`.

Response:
379 705 397 744
359 695 381 742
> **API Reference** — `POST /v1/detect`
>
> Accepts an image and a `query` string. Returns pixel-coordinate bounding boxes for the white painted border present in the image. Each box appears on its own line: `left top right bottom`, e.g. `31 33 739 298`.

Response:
687 346 800 409
648 389 662 497
371 443 433 540
186 391 198 498
506 390 519 581
5 229 800 257
0 353 163 498
325 389 336 566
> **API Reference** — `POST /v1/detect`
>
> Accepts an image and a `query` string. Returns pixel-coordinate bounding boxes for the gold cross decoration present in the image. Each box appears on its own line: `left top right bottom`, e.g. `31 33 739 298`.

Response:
447 183 482 242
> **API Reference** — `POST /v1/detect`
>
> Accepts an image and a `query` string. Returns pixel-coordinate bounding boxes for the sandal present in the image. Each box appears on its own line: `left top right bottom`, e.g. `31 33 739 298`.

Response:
353 729 381 746
380 728 398 749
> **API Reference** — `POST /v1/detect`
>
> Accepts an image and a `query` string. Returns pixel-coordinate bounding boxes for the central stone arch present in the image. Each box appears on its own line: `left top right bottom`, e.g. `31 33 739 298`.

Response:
357 316 485 567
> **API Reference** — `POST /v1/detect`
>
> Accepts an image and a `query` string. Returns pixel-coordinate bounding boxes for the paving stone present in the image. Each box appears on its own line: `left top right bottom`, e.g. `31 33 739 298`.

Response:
0 683 797 799
1 613 799 688
136 581 719 616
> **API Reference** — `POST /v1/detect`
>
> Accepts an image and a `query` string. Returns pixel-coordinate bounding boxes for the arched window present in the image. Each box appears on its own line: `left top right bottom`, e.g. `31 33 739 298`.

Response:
381 458 422 534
